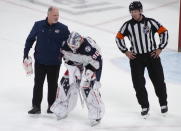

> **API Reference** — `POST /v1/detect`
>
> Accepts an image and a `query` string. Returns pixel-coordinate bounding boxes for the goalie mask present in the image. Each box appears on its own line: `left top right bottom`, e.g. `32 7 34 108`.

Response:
67 32 83 51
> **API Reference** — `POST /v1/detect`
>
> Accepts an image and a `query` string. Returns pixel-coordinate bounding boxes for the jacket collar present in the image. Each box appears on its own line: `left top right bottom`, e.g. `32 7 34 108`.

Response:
44 17 58 27
131 15 146 24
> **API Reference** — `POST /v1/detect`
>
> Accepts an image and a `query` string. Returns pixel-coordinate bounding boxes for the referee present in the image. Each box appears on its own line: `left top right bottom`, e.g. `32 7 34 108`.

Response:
115 1 168 117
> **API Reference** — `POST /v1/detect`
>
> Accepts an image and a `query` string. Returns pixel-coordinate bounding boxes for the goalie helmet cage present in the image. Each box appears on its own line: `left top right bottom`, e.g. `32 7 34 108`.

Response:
179 0 181 52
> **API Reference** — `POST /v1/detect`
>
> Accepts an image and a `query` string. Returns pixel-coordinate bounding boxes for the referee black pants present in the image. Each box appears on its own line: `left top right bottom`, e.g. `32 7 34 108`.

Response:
130 54 167 109
32 63 60 108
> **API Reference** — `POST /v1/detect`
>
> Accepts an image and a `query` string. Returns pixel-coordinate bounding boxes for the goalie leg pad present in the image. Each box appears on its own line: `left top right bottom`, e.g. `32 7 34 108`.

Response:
51 76 79 119
81 81 105 121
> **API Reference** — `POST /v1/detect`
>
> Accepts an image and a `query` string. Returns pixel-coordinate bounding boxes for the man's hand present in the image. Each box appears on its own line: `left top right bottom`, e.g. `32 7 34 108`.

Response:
125 51 136 59
150 49 162 58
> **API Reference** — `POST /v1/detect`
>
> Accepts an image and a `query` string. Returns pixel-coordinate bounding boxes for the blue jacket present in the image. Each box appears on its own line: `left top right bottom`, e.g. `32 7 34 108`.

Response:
24 18 70 65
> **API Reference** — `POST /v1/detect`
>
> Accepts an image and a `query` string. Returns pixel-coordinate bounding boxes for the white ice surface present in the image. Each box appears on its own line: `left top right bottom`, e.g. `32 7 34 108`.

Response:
0 0 181 131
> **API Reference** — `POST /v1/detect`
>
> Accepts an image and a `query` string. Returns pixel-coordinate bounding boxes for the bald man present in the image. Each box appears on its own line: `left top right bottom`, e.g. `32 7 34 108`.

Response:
24 7 70 114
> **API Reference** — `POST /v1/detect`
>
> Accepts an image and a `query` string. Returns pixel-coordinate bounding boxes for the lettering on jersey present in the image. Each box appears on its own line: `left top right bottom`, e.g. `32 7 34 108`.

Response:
92 51 100 59
85 46 91 52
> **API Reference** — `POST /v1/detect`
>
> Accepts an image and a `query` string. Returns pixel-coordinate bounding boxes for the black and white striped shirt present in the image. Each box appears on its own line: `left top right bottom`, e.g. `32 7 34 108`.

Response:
116 15 168 54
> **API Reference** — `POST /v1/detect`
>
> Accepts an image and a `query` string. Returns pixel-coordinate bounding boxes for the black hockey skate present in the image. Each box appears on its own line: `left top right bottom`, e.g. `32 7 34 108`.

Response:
141 108 149 119
161 105 168 116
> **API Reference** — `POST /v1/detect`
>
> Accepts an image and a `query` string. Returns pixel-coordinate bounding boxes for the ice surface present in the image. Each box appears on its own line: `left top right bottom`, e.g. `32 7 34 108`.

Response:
0 0 180 130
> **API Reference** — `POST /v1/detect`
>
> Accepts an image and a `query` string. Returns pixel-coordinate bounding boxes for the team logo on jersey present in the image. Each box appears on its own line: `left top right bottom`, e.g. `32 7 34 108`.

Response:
85 46 91 52
143 26 150 34
55 29 60 34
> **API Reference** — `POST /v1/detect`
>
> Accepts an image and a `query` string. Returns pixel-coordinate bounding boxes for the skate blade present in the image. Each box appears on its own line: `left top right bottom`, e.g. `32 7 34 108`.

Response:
162 112 168 117
142 113 150 119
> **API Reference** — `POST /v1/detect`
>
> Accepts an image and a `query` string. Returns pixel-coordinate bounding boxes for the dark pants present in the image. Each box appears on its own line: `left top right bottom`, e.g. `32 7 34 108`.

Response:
32 63 60 108
130 54 167 109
